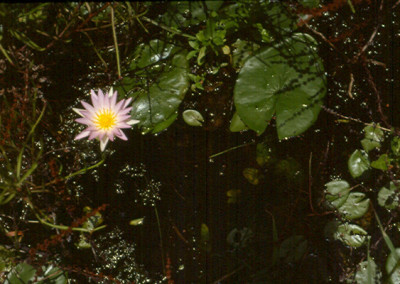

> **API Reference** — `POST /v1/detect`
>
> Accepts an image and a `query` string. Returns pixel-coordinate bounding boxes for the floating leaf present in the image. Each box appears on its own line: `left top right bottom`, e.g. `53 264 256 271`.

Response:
371 154 390 171
243 168 262 185
386 248 400 284
324 180 350 209
229 112 248 132
38 265 67 284
227 189 241 204
123 40 189 134
348 150 370 178
338 192 370 220
5 263 36 284
130 217 145 226
182 109 204 126
279 235 308 263
355 259 381 284
361 125 384 152
378 181 400 210
227 228 253 248
256 142 272 166
234 33 326 138
334 223 368 248
391 137 400 156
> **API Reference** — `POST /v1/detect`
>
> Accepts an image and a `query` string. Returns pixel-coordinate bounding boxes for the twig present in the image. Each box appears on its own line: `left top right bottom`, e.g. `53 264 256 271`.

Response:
141 16 196 40
347 73 354 99
322 105 392 132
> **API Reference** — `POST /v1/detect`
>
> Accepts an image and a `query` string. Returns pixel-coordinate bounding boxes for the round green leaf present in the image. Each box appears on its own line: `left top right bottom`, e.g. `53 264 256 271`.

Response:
234 33 326 137
279 235 308 263
348 149 370 178
182 109 204 126
334 223 368 248
129 52 189 134
324 180 351 209
355 258 381 284
386 248 400 284
378 181 400 210
229 112 248 132
338 192 370 220
371 154 390 171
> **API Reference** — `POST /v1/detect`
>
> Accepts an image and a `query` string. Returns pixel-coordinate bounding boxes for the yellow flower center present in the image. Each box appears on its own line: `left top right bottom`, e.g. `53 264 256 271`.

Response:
95 109 116 130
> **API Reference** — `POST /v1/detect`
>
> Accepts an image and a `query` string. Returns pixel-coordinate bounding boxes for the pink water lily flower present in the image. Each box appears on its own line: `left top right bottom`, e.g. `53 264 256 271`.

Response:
73 88 139 151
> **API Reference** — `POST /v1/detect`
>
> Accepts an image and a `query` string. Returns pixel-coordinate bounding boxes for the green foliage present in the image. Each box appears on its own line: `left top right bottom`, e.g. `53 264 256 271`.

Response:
182 109 205 126
386 248 400 284
348 149 370 178
325 180 351 208
324 221 367 248
278 235 308 263
5 263 67 284
234 33 326 137
361 124 384 152
229 112 248 132
120 40 190 134
378 181 400 210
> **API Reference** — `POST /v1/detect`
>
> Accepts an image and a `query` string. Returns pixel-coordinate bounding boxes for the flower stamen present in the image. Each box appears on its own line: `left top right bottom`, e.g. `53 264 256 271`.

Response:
95 109 116 130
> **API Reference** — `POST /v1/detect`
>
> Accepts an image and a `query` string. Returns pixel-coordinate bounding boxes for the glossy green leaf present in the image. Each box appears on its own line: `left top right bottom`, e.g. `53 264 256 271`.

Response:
355 259 381 284
151 112 178 134
182 110 204 127
38 265 67 284
334 223 368 248
361 124 384 152
348 150 370 178
338 192 370 220
371 154 390 171
378 181 400 210
229 112 248 132
5 263 36 284
324 180 350 209
234 33 326 138
386 248 400 284
130 217 144 226
391 137 400 156
129 52 189 134
279 235 308 263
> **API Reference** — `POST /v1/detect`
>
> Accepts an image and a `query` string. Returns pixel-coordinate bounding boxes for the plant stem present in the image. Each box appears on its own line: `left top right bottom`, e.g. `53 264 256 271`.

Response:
111 6 121 78
141 16 196 40
154 205 166 275
209 141 255 159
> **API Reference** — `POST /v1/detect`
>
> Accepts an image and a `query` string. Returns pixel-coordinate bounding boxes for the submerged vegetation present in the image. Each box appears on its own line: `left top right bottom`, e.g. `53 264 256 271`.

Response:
0 1 400 283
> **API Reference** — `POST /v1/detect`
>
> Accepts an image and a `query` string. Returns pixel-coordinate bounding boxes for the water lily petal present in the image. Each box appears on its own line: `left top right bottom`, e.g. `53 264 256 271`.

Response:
74 130 91 140
100 136 109 151
127 119 140 125
73 108 85 117
115 129 128 140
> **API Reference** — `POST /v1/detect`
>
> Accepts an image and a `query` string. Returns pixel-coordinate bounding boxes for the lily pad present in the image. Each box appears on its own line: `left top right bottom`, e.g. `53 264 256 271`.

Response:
338 192 370 220
334 223 368 248
378 181 400 210
355 259 381 284
361 124 384 152
386 248 400 284
182 109 204 126
279 235 308 263
5 263 36 284
371 154 390 171
348 149 370 178
325 180 351 209
116 40 189 133
234 33 326 138
229 112 248 132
